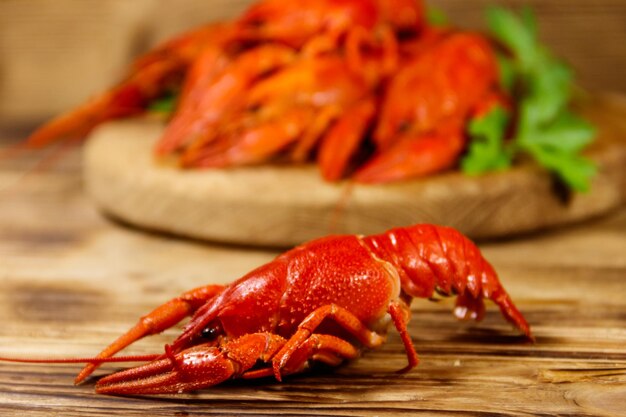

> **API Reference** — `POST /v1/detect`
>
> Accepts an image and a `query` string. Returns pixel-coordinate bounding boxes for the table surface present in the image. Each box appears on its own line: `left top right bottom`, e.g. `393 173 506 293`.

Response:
0 137 625 416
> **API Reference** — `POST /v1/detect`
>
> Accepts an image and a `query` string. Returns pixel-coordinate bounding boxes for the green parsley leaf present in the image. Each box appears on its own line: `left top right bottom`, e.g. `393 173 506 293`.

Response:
461 6 597 193
521 6 538 44
426 6 449 26
523 143 596 192
462 106 513 174
148 93 178 114
521 54 572 130
495 53 516 93
519 111 596 153
486 6 537 71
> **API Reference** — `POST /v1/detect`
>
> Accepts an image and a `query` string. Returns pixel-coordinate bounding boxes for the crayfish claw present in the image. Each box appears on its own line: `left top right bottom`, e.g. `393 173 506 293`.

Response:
95 345 235 395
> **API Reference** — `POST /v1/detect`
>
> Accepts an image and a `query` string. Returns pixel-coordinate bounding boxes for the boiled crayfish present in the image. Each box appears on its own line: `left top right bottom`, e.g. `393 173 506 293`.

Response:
353 32 505 183
22 0 514 184
1 225 532 395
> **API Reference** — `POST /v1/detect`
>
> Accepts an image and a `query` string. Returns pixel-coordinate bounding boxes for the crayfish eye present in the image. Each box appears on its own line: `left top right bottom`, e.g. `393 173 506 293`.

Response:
201 325 220 340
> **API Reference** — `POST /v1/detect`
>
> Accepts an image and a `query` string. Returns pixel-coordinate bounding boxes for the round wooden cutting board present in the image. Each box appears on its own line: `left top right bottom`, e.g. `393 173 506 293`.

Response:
84 95 626 247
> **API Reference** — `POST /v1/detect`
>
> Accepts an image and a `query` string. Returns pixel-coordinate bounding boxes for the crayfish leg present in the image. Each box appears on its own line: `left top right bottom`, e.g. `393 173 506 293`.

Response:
278 334 360 376
388 300 419 373
245 334 360 380
317 98 376 181
272 303 386 381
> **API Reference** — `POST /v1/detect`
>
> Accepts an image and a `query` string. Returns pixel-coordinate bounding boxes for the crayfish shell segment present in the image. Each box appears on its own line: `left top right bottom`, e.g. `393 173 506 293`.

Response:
356 235 403 335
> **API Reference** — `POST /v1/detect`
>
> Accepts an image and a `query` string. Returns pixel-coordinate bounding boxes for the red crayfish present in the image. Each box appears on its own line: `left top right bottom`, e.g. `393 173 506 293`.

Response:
20 0 514 184
24 0 421 150
1 225 532 395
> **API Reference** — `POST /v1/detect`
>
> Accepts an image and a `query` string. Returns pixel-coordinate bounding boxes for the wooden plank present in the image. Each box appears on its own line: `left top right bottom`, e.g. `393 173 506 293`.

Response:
0 136 625 415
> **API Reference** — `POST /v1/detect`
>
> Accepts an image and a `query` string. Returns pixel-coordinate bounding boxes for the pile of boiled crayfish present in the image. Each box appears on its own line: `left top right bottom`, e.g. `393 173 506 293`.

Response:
0 225 533 394
26 0 508 184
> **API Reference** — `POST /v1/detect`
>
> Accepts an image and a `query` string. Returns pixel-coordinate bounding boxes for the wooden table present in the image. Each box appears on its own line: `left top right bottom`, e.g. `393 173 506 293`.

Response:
0 139 625 416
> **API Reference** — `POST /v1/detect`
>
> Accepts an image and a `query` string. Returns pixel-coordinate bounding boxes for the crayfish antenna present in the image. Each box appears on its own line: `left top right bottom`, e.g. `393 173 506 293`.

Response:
74 324 154 385
0 354 160 365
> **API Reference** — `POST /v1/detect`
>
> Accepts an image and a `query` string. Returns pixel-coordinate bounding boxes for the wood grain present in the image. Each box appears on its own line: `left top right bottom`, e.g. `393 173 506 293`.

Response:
1 127 626 416
82 94 626 247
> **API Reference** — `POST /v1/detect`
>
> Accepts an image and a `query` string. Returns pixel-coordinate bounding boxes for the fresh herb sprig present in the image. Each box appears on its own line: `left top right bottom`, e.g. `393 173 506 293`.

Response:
426 6 449 27
148 92 178 114
462 7 596 192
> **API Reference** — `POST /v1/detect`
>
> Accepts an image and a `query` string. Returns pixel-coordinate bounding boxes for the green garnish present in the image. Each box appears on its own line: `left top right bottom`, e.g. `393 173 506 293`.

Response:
148 93 178 114
461 106 512 174
426 6 449 26
462 7 596 192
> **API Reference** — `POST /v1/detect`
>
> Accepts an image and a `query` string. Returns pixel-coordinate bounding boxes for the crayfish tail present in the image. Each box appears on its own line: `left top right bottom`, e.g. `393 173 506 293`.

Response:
491 287 534 342
364 225 533 339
